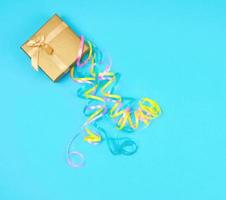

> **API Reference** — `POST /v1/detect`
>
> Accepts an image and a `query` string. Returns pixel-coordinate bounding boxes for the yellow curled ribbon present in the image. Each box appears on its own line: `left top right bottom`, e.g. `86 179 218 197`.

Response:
70 36 161 144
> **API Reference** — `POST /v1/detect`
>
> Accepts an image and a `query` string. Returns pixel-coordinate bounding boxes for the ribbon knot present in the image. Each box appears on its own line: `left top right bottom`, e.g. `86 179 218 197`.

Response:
26 35 54 71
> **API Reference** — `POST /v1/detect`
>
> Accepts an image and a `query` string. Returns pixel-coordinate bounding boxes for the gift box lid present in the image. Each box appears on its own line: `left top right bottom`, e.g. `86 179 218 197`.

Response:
21 14 88 82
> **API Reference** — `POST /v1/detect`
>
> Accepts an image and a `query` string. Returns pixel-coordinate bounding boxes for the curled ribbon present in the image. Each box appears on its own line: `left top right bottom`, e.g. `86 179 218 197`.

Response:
67 36 161 168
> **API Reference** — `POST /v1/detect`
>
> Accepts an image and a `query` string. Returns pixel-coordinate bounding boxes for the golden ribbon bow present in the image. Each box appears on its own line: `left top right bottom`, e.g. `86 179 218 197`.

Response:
26 35 54 71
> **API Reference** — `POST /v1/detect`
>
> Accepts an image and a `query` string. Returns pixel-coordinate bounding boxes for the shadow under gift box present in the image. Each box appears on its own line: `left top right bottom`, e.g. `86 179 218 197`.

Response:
21 14 88 82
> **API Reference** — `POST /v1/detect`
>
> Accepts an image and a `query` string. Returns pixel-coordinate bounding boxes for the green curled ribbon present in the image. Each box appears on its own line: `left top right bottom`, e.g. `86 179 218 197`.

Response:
67 36 161 168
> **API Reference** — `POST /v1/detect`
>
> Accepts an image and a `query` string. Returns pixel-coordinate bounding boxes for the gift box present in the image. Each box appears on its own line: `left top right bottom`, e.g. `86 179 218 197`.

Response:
21 14 88 81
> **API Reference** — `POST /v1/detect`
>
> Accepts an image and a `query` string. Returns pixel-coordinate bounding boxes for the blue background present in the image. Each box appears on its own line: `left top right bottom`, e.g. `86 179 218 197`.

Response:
0 0 226 199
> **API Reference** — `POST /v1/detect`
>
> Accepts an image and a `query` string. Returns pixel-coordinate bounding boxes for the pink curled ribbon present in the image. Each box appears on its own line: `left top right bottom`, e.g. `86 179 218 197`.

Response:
67 36 161 168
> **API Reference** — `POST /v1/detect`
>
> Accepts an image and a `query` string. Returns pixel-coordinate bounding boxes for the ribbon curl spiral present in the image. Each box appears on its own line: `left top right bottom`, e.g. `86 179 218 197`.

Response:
67 36 161 168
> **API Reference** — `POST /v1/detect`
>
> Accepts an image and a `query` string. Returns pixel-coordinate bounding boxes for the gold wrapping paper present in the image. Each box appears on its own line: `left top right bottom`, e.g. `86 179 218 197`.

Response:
21 14 88 81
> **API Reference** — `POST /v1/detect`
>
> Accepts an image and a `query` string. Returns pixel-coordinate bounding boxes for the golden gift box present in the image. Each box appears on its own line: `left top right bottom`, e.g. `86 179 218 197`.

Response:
21 14 87 81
